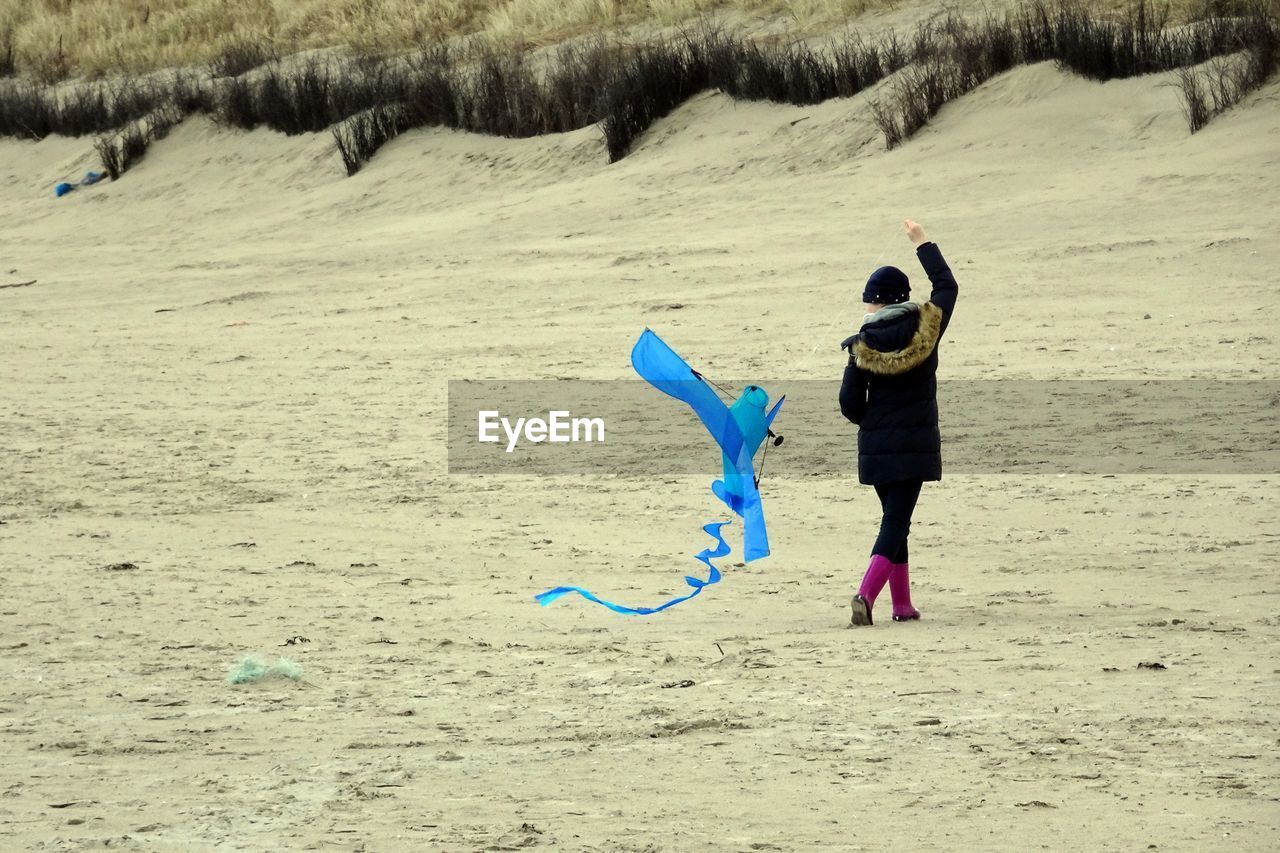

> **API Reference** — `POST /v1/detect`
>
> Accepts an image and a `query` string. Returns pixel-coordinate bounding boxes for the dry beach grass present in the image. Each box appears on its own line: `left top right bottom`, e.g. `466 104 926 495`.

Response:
4 0 895 80
0 0 1256 80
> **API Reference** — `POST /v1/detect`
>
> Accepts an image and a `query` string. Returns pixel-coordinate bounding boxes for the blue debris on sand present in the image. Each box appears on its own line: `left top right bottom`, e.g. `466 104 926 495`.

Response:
55 170 105 198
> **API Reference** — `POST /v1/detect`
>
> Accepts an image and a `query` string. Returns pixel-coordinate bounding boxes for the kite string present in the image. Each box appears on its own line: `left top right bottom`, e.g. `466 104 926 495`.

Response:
691 369 736 400
792 230 897 377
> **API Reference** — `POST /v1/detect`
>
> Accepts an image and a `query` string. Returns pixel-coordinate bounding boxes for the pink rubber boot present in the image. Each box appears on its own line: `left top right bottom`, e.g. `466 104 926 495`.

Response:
850 554 895 626
889 562 921 622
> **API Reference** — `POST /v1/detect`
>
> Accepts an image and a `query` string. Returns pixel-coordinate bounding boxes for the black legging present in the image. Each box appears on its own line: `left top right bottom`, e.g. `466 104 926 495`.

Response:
871 479 923 563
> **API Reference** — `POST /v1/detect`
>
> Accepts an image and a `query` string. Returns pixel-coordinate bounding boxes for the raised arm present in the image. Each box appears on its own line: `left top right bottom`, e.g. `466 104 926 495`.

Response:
904 219 958 339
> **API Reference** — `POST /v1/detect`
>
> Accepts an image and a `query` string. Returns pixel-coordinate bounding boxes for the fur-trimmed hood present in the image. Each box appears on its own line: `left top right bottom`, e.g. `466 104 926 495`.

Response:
852 301 944 375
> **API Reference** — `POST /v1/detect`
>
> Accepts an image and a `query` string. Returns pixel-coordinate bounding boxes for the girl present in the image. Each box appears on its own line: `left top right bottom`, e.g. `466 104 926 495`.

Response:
839 219 959 626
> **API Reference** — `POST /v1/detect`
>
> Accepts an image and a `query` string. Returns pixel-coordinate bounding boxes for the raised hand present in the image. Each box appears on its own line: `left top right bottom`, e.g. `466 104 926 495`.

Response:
903 219 927 247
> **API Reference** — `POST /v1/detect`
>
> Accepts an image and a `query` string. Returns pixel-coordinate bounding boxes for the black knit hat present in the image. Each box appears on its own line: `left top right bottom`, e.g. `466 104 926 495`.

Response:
862 266 910 304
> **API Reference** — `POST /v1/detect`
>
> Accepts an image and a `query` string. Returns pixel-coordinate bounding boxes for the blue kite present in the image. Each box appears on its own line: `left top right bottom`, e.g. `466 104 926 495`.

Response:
535 329 783 614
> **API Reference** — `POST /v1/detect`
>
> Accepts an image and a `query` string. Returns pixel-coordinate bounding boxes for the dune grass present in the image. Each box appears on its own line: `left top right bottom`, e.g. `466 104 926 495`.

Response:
93 101 185 180
0 0 1252 82
1174 13 1278 129
871 0 1277 146
1 1 1275 182
0 0 884 82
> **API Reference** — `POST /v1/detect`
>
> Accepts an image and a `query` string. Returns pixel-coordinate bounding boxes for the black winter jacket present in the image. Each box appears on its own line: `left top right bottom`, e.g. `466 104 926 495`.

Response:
838 242 959 485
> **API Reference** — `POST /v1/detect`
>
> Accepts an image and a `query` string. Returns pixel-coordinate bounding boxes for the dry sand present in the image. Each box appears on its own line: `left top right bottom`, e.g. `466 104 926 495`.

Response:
1 51 1278 852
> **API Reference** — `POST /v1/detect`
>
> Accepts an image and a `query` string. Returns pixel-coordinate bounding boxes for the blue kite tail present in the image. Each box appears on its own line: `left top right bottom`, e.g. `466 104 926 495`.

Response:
535 522 731 615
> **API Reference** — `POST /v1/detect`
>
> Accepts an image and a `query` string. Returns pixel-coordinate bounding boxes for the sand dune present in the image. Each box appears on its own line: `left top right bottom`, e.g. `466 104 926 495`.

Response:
1 54 1278 851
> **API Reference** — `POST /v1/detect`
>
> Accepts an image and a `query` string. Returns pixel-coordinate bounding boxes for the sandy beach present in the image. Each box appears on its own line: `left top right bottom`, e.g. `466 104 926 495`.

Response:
1 38 1278 852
